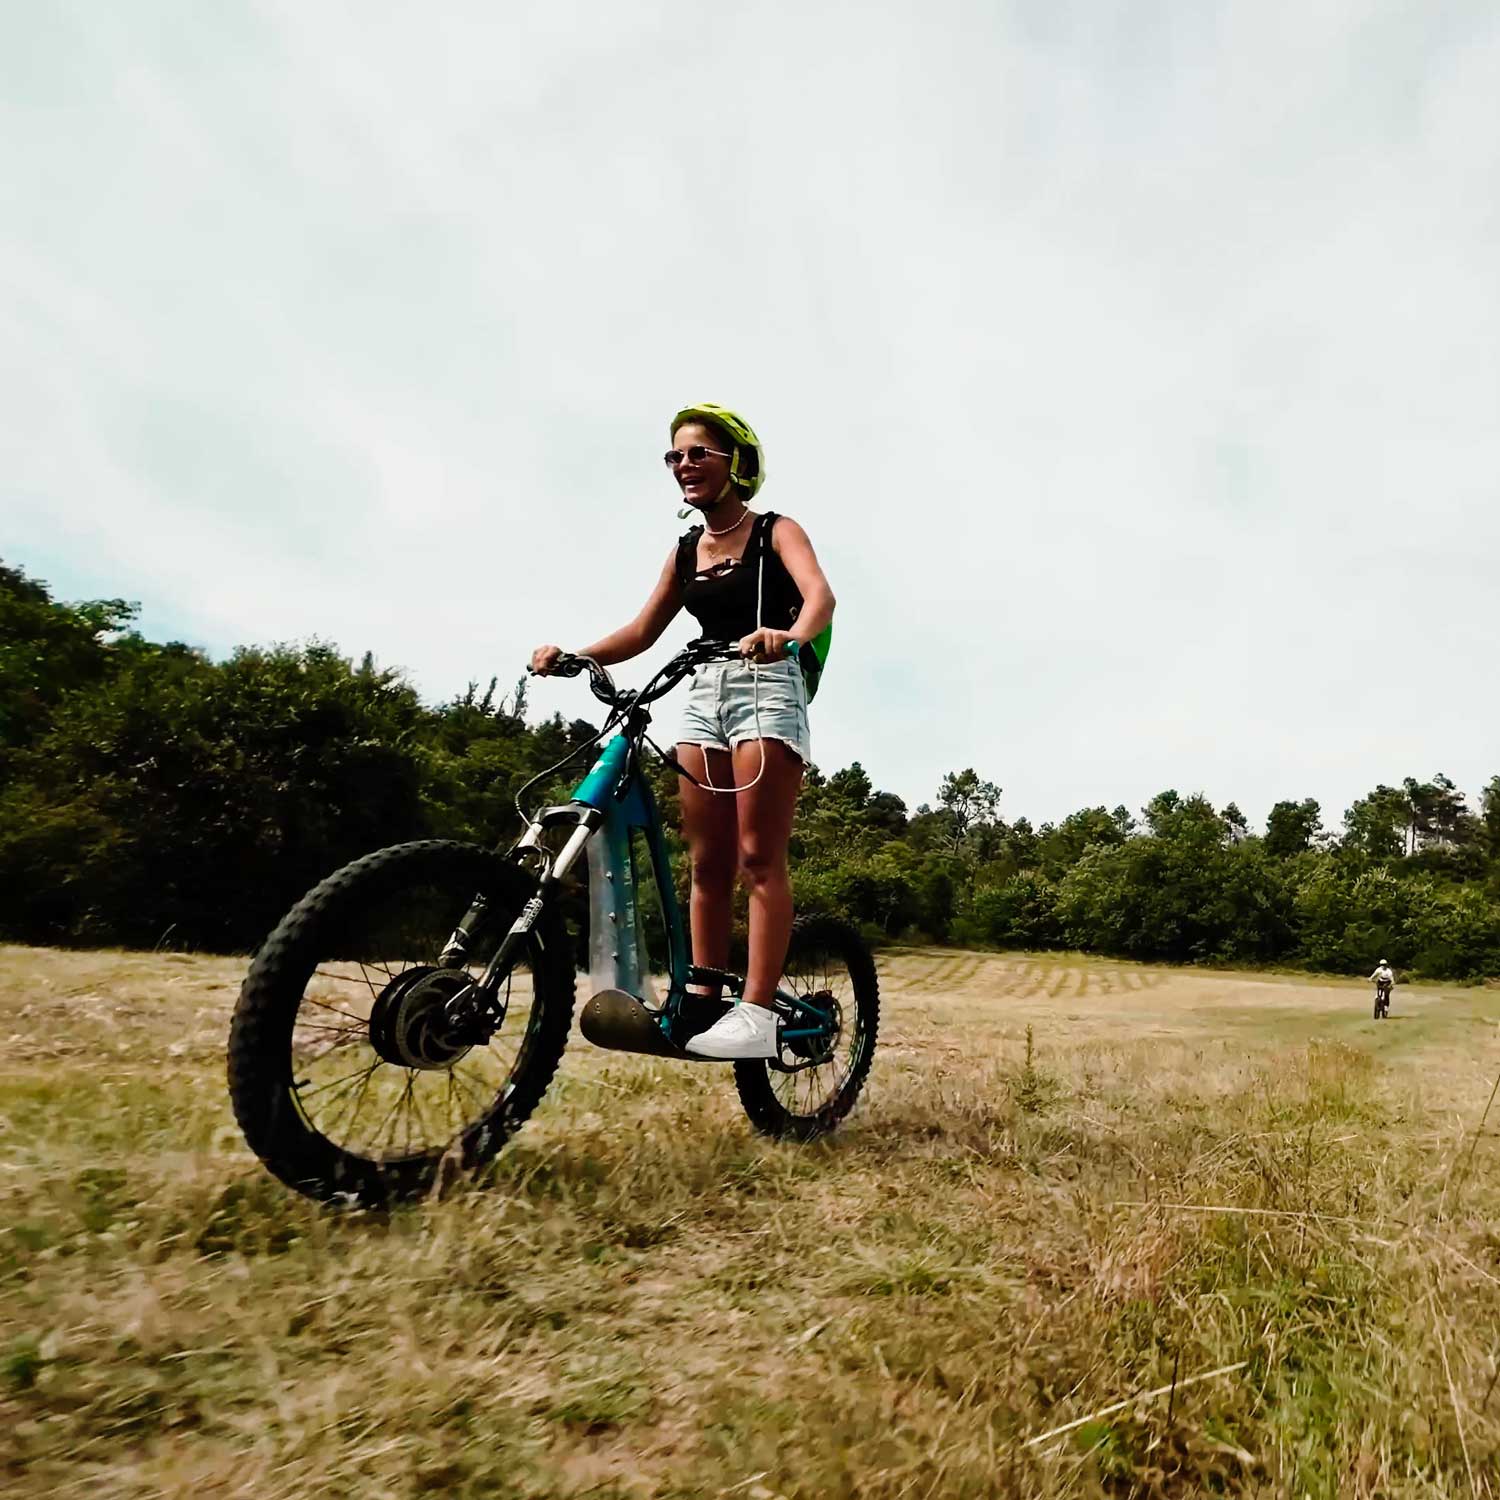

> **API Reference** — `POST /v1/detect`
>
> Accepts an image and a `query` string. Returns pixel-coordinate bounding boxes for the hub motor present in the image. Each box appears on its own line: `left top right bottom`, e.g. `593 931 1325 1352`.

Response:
368 967 476 1070
780 990 840 1066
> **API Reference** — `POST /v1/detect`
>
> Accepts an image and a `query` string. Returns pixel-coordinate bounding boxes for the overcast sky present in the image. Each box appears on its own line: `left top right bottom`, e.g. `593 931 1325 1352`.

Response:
4 1 1497 829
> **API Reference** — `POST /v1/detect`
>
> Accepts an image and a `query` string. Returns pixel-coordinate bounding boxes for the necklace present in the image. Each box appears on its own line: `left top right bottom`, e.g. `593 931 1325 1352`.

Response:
704 507 752 538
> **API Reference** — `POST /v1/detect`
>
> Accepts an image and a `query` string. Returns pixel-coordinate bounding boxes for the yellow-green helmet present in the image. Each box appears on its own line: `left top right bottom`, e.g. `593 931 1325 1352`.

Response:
671 403 766 498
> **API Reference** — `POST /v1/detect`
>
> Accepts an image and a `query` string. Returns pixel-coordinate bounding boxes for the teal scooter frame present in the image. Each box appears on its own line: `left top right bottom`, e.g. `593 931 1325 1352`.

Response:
456 639 846 1067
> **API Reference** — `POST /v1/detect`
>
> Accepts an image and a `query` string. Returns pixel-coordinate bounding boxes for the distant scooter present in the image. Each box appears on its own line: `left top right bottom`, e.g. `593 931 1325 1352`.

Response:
1373 978 1392 1020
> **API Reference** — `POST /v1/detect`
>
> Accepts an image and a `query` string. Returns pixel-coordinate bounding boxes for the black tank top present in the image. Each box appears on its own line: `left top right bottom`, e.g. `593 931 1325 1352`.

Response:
676 511 803 642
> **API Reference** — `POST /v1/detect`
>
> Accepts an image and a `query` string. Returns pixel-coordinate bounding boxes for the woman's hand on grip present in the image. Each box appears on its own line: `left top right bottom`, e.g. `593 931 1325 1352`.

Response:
737 628 795 663
529 644 564 676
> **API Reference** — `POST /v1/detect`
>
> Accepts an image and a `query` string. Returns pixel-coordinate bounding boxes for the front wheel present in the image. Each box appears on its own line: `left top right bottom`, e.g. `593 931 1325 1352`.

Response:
228 841 574 1204
735 914 879 1141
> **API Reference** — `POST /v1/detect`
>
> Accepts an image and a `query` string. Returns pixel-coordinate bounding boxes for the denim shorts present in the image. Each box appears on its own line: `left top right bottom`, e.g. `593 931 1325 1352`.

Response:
677 657 812 764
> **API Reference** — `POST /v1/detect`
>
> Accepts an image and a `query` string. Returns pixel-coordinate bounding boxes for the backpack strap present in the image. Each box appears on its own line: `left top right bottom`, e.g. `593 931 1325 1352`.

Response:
753 512 796 622
754 509 779 561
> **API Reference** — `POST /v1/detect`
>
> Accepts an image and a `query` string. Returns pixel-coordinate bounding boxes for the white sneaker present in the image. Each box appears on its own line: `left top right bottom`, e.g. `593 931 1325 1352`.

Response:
684 1002 780 1060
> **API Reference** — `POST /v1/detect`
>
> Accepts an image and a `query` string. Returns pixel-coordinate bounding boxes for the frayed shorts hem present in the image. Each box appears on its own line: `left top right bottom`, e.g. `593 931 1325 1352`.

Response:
675 735 809 766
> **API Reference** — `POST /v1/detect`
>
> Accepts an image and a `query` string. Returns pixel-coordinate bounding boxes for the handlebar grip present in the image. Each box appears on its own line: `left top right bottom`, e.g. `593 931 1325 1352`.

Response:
529 654 583 679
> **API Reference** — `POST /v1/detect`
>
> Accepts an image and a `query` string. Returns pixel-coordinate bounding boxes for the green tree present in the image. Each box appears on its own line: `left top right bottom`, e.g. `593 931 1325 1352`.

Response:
1034 806 1128 878
1221 802 1249 842
1056 794 1290 962
936 768 1002 853
1342 785 1407 860
796 760 907 858
1402 773 1477 854
1482 776 1500 862
1141 791 1223 843
0 561 137 757
8 555 1500 979
0 641 430 946
954 873 1060 948
1004 816 1040 868
1265 798 1322 857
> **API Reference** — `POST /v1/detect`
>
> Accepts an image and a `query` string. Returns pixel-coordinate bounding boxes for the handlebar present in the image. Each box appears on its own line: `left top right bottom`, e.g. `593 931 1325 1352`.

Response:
528 637 801 713
535 653 619 706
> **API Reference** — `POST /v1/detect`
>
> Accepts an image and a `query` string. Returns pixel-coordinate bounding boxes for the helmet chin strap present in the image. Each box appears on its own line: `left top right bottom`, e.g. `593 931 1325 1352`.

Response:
676 480 738 520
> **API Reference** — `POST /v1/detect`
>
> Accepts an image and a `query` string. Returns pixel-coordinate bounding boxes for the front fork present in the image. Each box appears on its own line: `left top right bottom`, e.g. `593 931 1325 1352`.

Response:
437 806 603 1037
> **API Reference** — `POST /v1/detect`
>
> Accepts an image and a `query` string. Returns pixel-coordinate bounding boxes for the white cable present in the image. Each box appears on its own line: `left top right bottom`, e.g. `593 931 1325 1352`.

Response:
701 525 769 797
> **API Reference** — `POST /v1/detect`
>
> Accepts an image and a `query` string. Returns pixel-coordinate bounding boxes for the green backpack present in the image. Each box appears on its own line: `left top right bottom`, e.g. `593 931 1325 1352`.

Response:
798 621 832 702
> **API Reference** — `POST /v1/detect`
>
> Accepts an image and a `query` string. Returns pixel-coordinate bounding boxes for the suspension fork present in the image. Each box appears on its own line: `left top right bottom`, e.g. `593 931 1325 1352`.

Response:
438 806 603 1031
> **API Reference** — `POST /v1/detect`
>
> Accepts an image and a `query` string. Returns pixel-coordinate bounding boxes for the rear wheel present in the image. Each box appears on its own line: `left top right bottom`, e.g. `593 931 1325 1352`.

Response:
735 914 878 1141
228 841 574 1204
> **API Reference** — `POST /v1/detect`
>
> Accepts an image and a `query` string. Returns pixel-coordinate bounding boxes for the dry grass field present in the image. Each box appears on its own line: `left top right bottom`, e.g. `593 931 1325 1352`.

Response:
4 942 1500 1497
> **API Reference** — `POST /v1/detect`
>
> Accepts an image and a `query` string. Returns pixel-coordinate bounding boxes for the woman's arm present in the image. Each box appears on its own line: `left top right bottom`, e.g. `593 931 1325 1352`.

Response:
773 517 836 644
574 546 684 667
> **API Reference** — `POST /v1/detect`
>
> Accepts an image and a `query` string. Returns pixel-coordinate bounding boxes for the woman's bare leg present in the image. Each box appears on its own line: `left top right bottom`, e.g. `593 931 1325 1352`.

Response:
675 743 738 986
732 739 804 1006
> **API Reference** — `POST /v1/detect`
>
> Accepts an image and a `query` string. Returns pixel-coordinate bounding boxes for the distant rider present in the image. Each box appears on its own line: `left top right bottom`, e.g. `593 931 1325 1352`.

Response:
1369 960 1395 1009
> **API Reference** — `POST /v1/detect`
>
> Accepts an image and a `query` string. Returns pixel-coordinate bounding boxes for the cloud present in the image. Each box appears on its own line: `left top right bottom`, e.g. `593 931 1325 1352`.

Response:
4 0 1497 829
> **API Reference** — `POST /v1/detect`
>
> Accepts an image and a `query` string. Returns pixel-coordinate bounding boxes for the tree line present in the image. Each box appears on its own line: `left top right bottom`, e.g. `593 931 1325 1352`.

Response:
3 561 1498 978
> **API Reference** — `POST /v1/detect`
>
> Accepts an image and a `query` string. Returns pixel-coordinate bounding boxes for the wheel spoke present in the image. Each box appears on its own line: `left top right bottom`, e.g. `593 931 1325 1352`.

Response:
330 1059 382 1145
295 1018 366 1036
374 1076 410 1158
313 969 380 991
410 1080 449 1153
452 1057 502 1109
297 1061 381 1101
302 1074 379 1138
399 1071 416 1157
302 992 366 1024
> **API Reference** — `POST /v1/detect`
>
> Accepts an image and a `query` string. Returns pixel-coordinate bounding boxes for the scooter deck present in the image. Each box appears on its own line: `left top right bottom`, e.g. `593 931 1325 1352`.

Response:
579 988 724 1061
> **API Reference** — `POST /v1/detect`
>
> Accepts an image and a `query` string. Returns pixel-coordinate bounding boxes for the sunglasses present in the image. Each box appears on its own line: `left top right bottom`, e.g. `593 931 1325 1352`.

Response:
663 445 732 468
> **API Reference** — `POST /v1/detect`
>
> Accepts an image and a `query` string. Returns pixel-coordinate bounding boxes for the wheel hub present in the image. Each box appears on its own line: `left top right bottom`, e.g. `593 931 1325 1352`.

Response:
368 967 475 1070
782 990 840 1065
